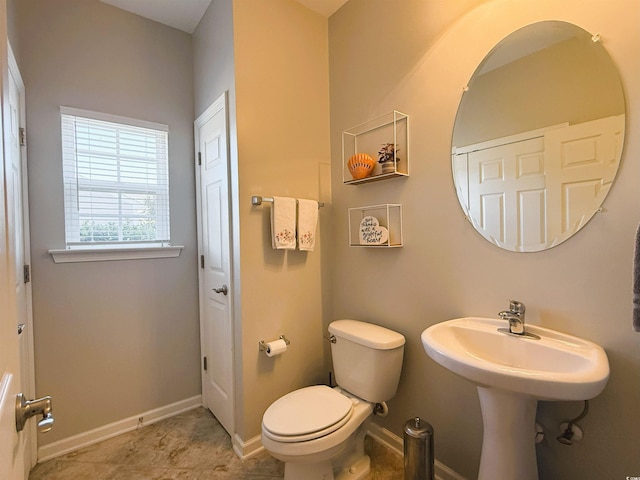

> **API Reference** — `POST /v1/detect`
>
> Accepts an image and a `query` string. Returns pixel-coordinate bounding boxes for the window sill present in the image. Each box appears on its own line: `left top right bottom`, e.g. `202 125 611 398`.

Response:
48 245 184 264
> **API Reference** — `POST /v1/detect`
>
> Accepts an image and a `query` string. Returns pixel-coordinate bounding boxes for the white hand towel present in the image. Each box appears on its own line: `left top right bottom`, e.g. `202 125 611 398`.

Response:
297 198 318 251
271 196 297 250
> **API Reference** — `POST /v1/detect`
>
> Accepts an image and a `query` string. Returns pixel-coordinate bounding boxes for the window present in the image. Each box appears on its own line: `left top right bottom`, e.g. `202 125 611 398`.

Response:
61 107 170 249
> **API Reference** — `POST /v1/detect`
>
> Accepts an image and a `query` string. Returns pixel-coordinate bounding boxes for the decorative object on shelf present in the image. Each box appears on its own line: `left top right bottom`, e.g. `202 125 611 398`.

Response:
347 153 376 180
348 204 403 248
342 111 409 184
359 216 389 245
378 143 399 174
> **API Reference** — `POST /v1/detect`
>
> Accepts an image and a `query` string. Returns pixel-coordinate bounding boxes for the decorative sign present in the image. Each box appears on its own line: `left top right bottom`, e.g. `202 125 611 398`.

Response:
359 216 389 245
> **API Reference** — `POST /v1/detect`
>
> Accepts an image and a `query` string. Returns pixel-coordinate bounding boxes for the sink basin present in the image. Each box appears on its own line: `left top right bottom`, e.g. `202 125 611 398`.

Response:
421 317 610 480
421 316 609 400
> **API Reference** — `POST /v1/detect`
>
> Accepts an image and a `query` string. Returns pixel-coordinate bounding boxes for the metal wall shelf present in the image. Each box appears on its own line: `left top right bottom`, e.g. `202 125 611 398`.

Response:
348 204 403 248
342 111 409 184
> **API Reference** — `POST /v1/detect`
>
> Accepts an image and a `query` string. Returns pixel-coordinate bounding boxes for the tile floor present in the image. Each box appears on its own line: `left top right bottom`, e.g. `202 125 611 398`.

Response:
29 407 403 480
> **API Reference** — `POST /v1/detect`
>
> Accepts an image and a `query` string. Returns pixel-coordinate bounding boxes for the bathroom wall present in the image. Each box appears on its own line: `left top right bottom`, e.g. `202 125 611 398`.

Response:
6 0 16 56
193 0 332 442
329 0 640 478
15 0 200 446
232 0 332 442
454 37 625 146
192 0 245 439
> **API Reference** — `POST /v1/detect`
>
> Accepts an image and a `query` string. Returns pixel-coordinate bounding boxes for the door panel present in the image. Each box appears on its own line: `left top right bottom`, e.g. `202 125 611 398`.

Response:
468 137 546 248
196 93 234 436
545 115 624 240
1 43 27 480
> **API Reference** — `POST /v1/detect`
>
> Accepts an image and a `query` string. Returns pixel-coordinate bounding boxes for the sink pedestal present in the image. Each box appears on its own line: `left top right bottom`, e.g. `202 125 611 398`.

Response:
422 317 610 480
477 387 538 480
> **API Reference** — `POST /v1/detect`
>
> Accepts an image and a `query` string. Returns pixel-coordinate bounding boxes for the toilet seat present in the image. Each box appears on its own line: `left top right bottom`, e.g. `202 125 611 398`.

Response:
262 385 354 442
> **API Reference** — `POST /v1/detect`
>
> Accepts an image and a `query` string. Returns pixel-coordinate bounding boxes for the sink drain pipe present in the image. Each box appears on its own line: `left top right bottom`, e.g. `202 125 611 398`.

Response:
557 400 589 445
403 417 434 480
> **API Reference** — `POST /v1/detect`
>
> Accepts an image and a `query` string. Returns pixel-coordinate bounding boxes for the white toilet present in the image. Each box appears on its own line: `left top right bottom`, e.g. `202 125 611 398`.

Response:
261 319 405 480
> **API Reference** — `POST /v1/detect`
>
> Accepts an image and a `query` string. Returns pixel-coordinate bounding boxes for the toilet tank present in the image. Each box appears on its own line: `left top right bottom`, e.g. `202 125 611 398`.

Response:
328 319 405 403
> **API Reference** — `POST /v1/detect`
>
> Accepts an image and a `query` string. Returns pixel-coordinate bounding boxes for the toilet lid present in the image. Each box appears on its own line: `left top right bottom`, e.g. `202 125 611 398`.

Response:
262 385 354 442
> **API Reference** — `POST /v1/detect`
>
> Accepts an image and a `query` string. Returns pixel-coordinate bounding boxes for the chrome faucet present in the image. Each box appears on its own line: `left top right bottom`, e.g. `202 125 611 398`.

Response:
499 300 526 335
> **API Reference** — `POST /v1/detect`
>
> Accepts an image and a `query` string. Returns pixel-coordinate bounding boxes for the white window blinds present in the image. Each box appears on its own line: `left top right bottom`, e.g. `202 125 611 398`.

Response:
61 107 170 247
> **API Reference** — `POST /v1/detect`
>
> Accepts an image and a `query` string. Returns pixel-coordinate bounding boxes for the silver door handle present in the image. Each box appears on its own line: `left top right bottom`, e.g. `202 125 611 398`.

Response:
16 393 54 433
18 323 26 335
213 284 228 295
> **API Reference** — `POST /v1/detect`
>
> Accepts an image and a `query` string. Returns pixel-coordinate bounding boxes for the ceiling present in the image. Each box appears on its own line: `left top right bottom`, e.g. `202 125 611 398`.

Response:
99 0 348 33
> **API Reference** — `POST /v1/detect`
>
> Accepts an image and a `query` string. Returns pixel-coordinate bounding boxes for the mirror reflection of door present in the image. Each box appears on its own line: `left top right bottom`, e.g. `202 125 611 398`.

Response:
466 137 546 249
452 21 625 252
454 114 624 251
545 115 624 243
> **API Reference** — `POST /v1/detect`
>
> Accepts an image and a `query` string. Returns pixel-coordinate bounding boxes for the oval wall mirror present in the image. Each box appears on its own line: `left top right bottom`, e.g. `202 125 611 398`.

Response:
452 21 625 252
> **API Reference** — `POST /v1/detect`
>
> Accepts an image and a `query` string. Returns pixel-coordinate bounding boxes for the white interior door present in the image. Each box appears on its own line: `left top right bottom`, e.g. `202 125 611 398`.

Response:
7 44 35 475
0 204 24 480
544 114 625 240
1 42 27 480
0 158 25 478
195 93 234 436
468 137 546 249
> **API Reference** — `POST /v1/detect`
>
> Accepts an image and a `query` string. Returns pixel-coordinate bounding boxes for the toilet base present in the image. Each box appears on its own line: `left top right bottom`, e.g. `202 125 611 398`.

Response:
283 454 371 480
336 454 371 480
281 427 371 480
284 460 333 480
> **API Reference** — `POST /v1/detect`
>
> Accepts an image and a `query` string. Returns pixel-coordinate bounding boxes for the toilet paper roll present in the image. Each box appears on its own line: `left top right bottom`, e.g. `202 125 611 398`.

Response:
265 339 288 357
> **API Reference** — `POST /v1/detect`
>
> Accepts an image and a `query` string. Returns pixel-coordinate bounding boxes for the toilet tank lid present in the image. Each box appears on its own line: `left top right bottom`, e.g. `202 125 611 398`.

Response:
329 320 405 349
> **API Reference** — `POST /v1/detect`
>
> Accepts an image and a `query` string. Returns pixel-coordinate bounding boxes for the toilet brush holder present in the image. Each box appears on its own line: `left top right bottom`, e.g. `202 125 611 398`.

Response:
404 417 434 480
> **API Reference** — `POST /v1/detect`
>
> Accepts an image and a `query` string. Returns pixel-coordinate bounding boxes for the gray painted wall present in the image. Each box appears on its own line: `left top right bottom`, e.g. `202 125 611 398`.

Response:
15 0 200 445
192 0 246 437
329 0 640 478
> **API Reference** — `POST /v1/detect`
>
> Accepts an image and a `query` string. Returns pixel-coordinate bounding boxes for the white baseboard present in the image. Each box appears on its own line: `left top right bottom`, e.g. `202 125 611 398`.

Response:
365 423 466 480
232 433 264 459
38 395 202 462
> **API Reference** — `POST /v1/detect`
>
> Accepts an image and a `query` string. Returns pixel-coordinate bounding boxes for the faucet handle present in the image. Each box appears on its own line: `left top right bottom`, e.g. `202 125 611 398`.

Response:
508 300 525 315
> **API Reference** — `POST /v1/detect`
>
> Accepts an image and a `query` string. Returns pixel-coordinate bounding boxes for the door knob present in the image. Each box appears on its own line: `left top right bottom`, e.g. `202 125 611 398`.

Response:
213 284 228 295
16 393 54 433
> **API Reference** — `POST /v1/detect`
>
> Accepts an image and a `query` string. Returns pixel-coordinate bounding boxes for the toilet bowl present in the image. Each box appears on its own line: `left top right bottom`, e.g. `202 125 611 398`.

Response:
262 386 372 461
261 320 405 480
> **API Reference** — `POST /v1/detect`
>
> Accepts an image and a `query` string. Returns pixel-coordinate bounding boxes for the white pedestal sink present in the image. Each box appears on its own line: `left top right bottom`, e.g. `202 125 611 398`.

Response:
421 317 609 480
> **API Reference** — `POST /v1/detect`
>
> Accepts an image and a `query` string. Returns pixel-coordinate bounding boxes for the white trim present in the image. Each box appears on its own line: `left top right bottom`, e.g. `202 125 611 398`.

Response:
7 42 23 91
60 106 168 132
365 421 403 452
452 122 567 155
232 433 264 460
194 94 226 129
433 460 469 480
48 245 183 263
366 423 467 480
37 395 202 462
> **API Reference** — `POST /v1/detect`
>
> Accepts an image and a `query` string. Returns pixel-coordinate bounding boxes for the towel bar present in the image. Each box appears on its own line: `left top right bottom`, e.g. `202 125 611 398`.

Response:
251 196 324 208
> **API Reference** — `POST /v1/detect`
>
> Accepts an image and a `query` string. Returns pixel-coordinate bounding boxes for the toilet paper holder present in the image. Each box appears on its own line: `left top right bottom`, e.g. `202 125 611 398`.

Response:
259 335 290 353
